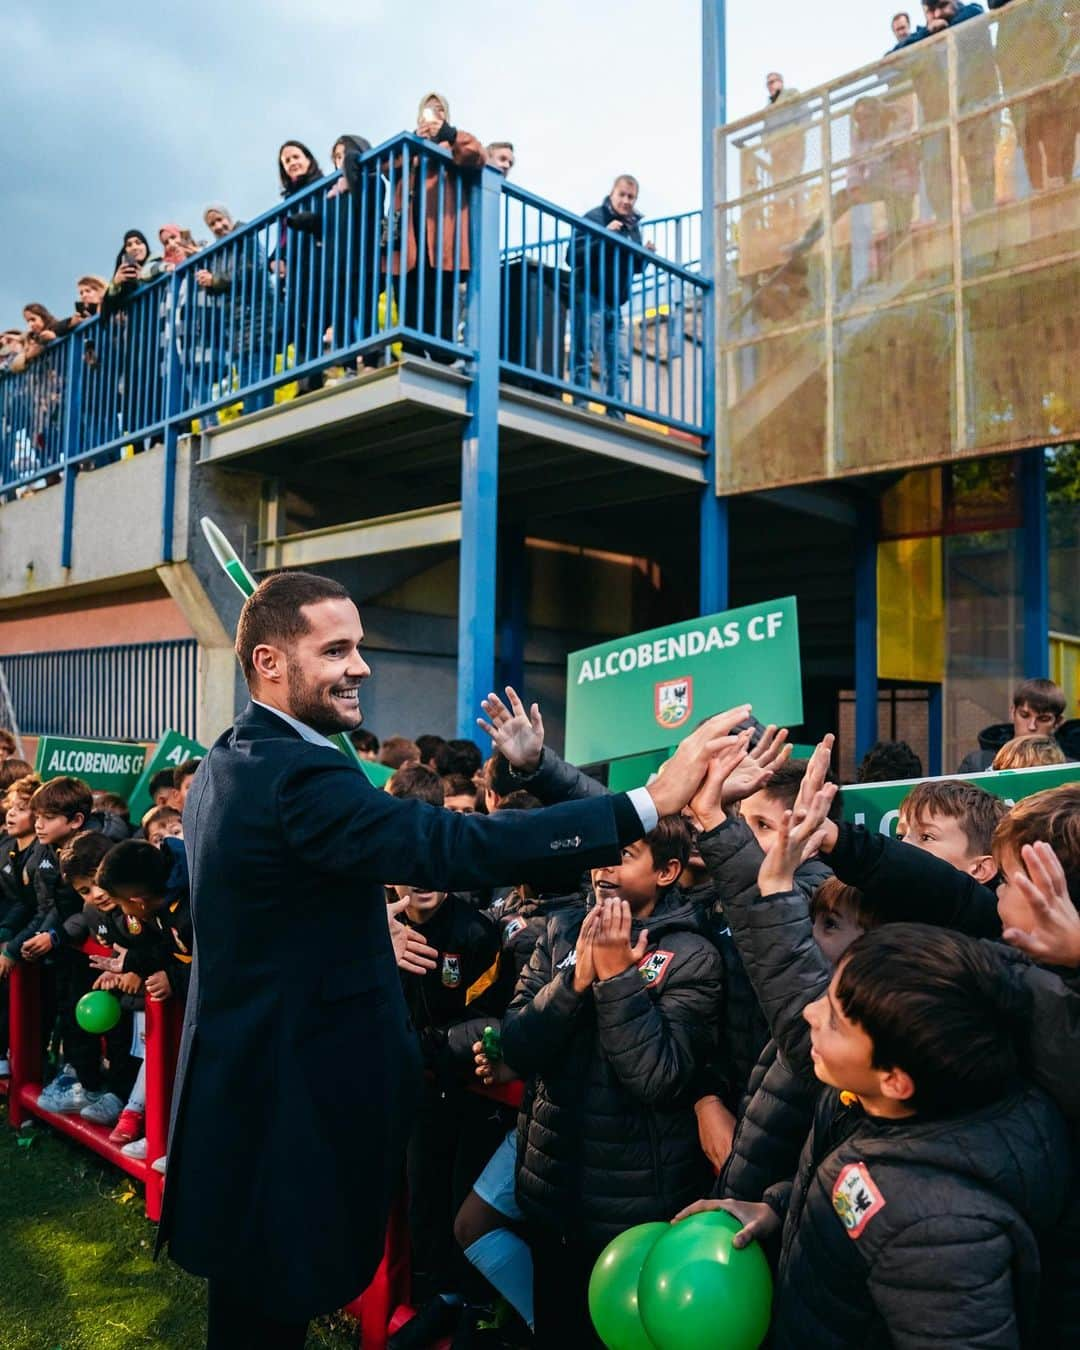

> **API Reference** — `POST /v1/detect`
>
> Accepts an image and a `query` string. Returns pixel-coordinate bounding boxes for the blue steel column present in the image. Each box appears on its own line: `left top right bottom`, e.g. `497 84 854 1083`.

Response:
59 333 85 569
161 268 183 563
457 166 502 741
499 525 527 695
699 0 729 613
854 505 878 763
1021 447 1049 678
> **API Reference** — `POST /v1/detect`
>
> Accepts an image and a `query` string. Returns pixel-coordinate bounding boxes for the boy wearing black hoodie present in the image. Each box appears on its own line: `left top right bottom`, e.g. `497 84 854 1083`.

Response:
502 814 722 1345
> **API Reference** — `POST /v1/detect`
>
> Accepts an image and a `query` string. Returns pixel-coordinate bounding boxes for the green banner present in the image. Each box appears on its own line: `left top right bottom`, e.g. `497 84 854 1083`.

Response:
359 759 395 789
841 761 1080 836
565 597 803 766
35 736 148 798
127 730 207 823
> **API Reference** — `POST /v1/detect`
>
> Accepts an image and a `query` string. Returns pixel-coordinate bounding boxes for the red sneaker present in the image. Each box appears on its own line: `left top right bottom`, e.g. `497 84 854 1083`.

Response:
109 1109 144 1145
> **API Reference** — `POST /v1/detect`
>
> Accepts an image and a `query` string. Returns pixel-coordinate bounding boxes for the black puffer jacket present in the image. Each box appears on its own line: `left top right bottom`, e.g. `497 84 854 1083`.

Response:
0 835 35 944
716 1038 816 1206
446 887 584 1063
770 1079 1069 1349
714 845 1076 1348
502 890 721 1246
698 813 832 1083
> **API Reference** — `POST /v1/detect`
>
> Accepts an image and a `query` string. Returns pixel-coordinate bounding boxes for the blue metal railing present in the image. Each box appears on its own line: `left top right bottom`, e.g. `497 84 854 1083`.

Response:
0 639 199 741
0 135 708 515
498 188 706 430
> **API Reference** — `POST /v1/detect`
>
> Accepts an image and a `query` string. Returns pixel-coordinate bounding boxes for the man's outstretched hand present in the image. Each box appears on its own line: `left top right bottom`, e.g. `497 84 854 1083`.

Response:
386 897 439 975
646 706 752 818
477 686 544 773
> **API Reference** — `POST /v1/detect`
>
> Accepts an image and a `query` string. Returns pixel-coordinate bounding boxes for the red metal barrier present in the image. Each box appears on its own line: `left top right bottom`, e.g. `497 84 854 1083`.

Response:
2 957 524 1348
2 949 183 1220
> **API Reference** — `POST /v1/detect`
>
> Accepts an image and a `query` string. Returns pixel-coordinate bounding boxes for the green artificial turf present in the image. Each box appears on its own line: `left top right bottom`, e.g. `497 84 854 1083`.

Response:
0 1106 358 1349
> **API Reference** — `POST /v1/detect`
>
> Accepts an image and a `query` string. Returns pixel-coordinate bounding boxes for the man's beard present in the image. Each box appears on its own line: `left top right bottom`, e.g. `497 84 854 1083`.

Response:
285 656 363 735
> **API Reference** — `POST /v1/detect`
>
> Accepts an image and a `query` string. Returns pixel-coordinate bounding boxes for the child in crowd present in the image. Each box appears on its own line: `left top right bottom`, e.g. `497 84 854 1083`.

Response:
992 733 1067 770
0 773 42 1075
147 768 181 810
686 743 1072 1346
0 758 34 791
0 729 16 762
173 758 202 812
46 831 139 1127
441 774 479 814
95 792 133 836
957 675 1068 772
142 804 184 846
895 778 1006 881
89 838 192 1165
501 815 721 1345
0 776 117 1114
386 777 509 1350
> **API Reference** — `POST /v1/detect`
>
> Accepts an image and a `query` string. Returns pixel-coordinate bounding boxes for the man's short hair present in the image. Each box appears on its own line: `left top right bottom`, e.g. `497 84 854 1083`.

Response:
1011 677 1066 719
142 803 182 831
30 777 92 823
645 814 692 873
992 735 1066 771
235 571 352 683
149 768 178 797
899 780 1007 856
58 830 115 884
387 763 444 806
350 727 380 755
379 737 421 770
173 758 202 787
0 759 34 792
856 740 923 784
442 773 478 801
810 877 881 931
0 729 16 756
415 734 447 766
613 173 640 192
837 924 1027 1115
97 839 173 897
486 140 514 154
993 784 1080 908
435 738 482 780
892 10 911 23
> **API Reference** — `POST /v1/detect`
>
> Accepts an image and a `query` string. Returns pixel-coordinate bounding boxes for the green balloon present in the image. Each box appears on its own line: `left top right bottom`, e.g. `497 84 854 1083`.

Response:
589 1222 668 1349
638 1209 773 1350
75 990 122 1035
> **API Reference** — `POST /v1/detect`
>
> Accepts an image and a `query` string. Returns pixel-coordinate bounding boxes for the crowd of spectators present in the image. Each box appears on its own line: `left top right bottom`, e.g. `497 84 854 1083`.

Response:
1 658 1079 1344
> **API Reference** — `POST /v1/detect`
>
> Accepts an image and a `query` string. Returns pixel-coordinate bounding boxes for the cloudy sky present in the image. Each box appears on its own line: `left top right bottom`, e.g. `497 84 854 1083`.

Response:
4 1 898 323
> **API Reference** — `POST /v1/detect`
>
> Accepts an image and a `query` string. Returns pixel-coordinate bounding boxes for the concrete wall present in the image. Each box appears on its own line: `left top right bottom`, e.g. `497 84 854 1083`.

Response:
0 587 193 654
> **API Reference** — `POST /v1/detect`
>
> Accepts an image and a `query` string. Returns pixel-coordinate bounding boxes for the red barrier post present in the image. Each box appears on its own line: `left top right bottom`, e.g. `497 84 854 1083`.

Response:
144 994 183 1221
7 961 42 1128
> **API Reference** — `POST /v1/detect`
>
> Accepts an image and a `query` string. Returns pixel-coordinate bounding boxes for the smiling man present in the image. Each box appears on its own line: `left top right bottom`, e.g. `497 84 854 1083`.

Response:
157 570 745 1349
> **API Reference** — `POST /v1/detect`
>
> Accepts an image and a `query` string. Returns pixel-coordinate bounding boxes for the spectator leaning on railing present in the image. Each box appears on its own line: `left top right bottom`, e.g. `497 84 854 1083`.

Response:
275 139 326 386
101 229 152 315
53 276 107 338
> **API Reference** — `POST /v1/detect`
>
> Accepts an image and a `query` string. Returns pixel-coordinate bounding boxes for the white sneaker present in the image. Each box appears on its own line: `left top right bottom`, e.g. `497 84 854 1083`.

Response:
151 1155 167 1175
37 1069 77 1108
121 1136 148 1160
46 1081 90 1114
80 1091 124 1126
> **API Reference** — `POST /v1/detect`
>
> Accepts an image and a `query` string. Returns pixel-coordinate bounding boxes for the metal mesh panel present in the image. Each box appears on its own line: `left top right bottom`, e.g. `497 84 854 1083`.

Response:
715 0 1080 494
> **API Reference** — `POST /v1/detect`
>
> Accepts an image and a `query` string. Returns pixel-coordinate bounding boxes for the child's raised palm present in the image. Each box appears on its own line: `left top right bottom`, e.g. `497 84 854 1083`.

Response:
477 686 544 771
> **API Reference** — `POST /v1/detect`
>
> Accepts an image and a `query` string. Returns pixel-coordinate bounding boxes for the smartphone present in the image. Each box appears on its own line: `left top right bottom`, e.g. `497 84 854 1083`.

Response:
179 229 195 246
75 301 90 317
123 251 140 269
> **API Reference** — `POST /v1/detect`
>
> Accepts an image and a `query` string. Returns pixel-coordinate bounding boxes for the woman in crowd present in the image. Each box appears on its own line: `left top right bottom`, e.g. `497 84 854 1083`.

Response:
323 133 384 368
21 304 63 359
101 229 153 314
275 140 325 386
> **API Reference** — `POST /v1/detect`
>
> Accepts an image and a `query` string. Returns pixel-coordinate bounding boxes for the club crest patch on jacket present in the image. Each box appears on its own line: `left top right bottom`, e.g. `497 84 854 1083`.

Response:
832 1161 886 1238
441 953 462 988
637 949 675 986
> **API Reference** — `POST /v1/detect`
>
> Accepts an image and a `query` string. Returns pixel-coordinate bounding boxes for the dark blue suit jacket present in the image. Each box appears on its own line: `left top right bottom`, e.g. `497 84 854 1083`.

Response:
159 702 644 1318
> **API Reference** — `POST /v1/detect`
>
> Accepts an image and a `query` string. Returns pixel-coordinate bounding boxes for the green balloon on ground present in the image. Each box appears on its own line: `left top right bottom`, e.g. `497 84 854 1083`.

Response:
589 1221 668 1349
638 1209 773 1350
75 990 122 1035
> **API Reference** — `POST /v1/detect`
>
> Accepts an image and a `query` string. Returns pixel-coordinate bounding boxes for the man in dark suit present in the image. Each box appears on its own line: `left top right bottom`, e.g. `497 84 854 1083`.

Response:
158 570 747 1349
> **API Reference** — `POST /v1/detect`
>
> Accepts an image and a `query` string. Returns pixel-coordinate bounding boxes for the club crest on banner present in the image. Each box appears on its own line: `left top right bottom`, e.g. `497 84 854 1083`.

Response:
655 678 693 730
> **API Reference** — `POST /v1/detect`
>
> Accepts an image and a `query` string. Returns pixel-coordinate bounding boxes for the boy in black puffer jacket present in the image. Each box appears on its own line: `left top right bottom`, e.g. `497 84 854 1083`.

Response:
502 814 722 1346
682 750 1072 1348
